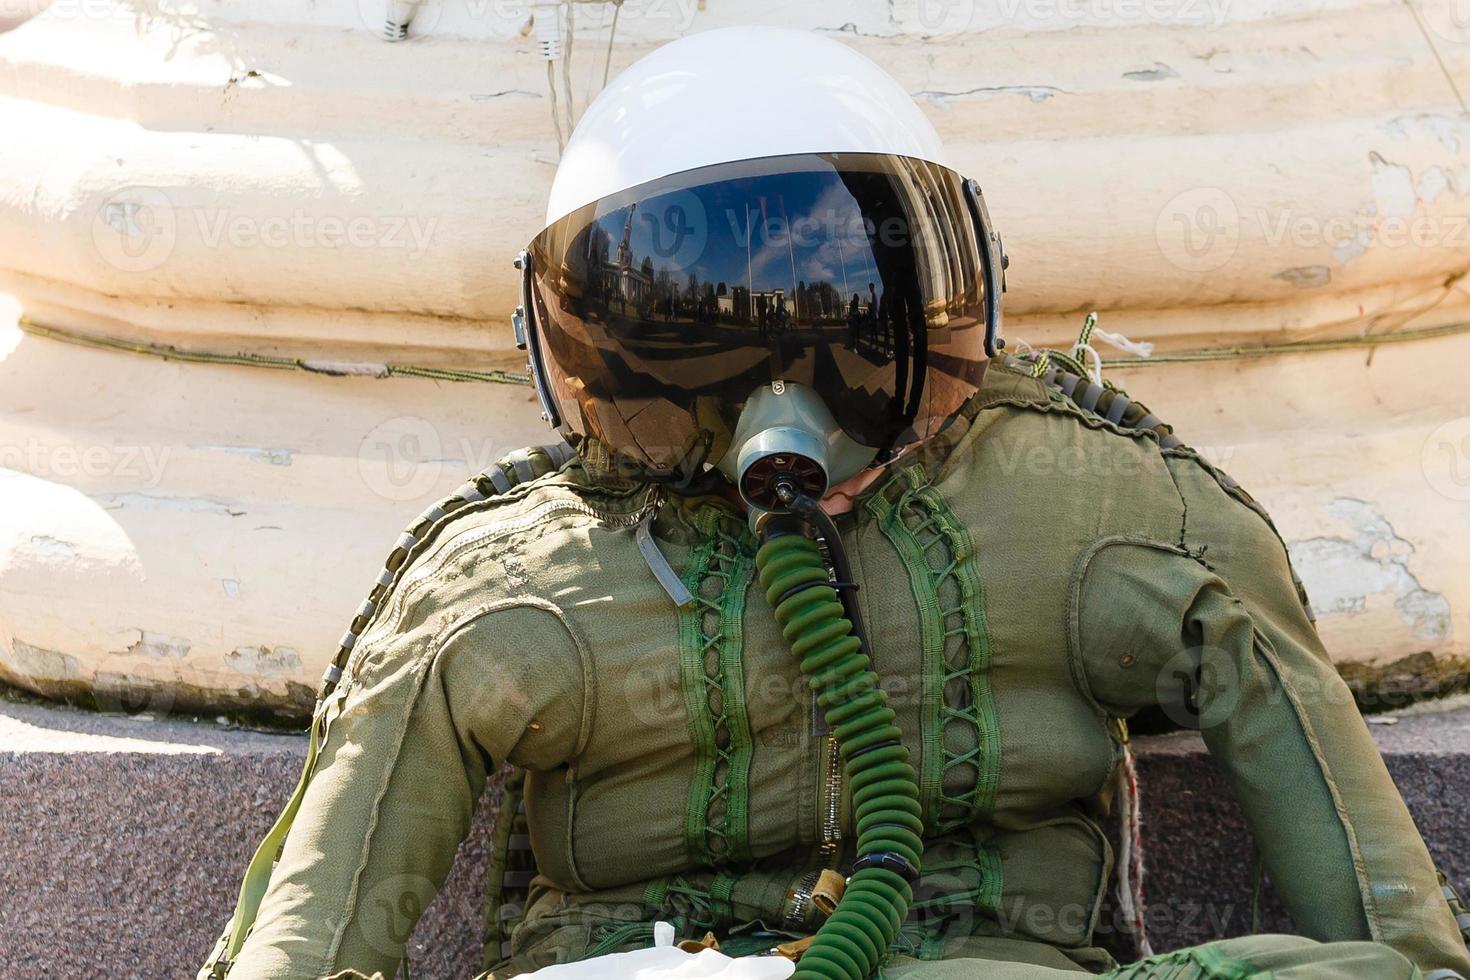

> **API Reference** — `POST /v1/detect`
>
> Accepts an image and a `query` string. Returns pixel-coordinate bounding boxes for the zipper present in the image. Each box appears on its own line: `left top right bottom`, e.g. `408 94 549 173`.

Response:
820 732 843 860
788 732 845 928
348 487 660 677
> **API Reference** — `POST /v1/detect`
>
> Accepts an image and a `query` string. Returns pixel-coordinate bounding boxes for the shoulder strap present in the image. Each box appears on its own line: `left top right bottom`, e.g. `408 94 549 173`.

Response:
199 443 574 979
1004 352 1186 450
319 442 576 702
483 767 538 971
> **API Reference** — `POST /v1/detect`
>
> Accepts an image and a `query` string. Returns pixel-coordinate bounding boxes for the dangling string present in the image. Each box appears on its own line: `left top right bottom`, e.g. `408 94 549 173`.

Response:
1116 729 1154 959
1071 311 1155 386
1072 312 1104 385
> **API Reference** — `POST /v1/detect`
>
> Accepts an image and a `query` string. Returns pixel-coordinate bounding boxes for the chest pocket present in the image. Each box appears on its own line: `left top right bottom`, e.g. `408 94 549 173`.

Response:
866 464 999 835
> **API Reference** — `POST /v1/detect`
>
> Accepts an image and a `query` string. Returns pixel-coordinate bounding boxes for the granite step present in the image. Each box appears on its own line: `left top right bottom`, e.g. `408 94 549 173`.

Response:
2 697 1467 978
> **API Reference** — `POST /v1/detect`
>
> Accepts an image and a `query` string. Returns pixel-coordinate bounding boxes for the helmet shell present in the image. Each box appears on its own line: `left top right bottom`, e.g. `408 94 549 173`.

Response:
545 26 950 226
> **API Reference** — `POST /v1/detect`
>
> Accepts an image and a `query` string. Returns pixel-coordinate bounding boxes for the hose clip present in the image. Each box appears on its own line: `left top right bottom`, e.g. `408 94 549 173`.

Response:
850 851 921 884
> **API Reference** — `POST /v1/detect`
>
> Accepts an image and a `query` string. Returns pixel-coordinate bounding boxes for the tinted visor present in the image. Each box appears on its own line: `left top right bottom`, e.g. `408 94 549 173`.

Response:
528 153 991 479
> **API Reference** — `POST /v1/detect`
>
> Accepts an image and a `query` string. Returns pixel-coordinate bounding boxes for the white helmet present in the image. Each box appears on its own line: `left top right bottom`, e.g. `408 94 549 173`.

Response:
514 27 1006 505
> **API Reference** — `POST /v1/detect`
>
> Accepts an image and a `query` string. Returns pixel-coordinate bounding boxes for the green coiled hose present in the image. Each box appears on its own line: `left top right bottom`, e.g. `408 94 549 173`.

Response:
756 528 924 980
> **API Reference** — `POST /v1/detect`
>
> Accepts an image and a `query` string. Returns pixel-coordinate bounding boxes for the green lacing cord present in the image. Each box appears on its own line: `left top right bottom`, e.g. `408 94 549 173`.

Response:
756 533 924 980
19 317 530 385
584 921 658 959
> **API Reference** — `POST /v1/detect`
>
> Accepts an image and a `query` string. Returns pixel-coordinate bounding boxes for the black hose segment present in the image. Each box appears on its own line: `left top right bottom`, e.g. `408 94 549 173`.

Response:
756 504 924 980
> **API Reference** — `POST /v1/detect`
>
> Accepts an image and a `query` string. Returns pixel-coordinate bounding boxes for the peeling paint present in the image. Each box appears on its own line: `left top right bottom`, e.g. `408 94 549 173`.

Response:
91 670 174 714
1123 62 1178 82
1421 114 1470 153
190 444 294 466
1 638 81 682
1274 265 1331 288
1339 650 1470 709
225 645 302 678
913 85 1062 107
1288 498 1452 643
97 493 246 517
221 579 241 598
1333 232 1369 265
1384 113 1470 152
27 535 77 561
0 670 313 722
1418 166 1455 203
1369 151 1418 225
468 90 538 101
120 630 191 660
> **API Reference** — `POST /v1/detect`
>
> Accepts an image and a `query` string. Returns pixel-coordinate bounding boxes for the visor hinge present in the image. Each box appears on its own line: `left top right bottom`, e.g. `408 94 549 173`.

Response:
513 305 528 350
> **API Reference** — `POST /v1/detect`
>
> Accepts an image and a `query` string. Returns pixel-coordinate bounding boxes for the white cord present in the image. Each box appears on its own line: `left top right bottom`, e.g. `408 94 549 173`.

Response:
562 0 577 133
1070 312 1154 386
1092 327 1155 359
546 60 565 153
1117 740 1155 959
531 0 563 60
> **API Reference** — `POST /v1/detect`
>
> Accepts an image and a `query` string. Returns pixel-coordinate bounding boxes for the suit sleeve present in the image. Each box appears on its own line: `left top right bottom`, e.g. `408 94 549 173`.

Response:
1071 452 1470 976
227 602 583 979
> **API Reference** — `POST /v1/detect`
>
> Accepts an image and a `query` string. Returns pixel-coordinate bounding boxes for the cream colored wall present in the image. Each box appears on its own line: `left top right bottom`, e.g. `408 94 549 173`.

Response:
0 0 1467 714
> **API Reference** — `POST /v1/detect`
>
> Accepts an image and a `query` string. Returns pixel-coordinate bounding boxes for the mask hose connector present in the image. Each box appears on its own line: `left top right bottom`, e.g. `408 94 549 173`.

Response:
755 498 924 980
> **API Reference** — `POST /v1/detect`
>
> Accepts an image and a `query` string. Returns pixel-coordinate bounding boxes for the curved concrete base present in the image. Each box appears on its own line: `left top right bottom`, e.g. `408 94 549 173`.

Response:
1 696 1467 976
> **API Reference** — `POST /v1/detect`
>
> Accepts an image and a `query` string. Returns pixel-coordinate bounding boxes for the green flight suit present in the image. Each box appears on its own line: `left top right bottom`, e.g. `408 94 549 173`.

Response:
211 360 1470 979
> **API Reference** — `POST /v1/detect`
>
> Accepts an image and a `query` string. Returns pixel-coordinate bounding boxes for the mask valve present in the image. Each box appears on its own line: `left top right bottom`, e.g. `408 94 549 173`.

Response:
722 381 877 513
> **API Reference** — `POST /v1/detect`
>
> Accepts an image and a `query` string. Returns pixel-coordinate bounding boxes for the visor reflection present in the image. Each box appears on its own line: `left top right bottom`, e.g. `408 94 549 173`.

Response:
530 153 989 476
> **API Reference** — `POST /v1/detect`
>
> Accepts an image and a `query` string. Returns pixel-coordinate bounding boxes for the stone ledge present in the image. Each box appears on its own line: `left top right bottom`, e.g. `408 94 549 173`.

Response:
1 697 1467 977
